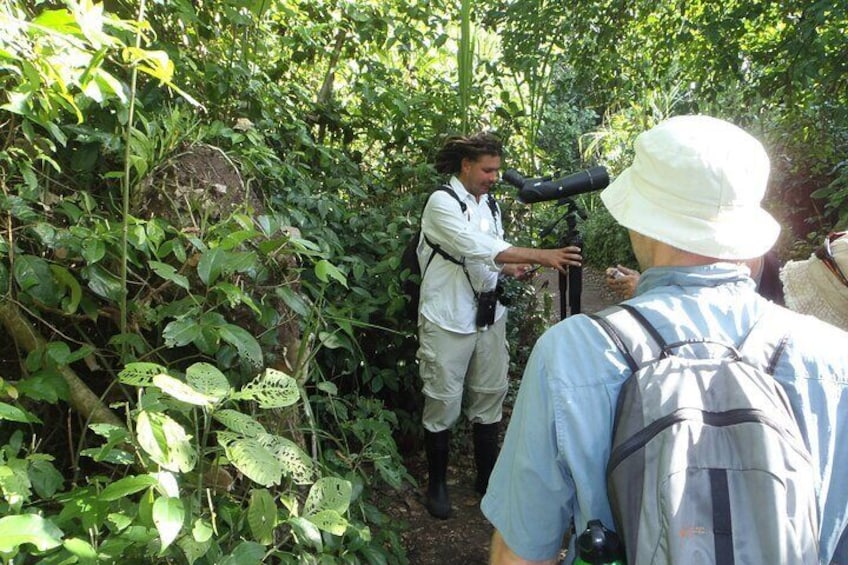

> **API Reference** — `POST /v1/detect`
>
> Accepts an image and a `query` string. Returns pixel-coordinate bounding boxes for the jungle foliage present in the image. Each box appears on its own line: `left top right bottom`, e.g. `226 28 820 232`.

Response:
0 0 846 562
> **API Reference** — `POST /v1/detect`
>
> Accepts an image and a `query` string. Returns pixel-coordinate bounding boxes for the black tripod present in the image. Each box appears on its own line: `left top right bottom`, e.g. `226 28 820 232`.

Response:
539 197 586 320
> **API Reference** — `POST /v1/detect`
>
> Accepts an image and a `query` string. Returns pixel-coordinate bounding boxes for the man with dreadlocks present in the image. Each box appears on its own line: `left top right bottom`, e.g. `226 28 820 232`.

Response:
417 132 582 519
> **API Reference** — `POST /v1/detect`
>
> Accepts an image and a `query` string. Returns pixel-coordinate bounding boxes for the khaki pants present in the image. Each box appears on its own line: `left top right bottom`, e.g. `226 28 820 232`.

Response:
417 315 509 432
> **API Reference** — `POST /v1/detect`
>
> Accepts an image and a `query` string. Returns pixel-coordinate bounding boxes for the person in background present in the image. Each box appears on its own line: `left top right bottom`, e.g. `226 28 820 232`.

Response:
780 230 848 331
482 115 848 564
417 132 582 519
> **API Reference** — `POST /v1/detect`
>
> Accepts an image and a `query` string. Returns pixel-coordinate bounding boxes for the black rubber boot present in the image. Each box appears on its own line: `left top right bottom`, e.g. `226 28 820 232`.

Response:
424 430 451 519
473 422 500 496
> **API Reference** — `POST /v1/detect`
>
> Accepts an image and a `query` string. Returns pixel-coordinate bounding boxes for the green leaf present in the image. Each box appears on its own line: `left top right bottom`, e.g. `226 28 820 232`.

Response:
149 261 190 290
82 237 106 264
163 317 203 348
314 259 348 288
232 368 300 408
63 536 98 562
224 438 282 487
136 411 197 473
28 458 64 499
213 282 261 314
212 409 266 437
219 324 263 367
218 541 265 565
50 264 82 314
192 519 213 543
197 247 228 286
118 362 168 387
256 433 314 485
100 475 157 502
287 516 323 551
304 477 352 517
0 402 40 423
177 533 211 565
83 264 123 301
276 285 311 317
305 509 348 536
186 362 230 400
153 373 216 406
152 496 184 552
0 514 64 552
247 489 276 544
14 255 59 306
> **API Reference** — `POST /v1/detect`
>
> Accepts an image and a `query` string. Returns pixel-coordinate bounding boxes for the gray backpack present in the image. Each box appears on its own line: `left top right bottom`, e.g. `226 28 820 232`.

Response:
591 304 819 564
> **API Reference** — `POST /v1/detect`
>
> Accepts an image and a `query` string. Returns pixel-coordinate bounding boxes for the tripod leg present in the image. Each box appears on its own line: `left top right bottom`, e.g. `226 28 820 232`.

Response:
568 264 582 315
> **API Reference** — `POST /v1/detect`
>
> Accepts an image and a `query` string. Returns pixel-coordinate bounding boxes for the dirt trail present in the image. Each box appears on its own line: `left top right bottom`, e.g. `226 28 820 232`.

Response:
382 266 619 564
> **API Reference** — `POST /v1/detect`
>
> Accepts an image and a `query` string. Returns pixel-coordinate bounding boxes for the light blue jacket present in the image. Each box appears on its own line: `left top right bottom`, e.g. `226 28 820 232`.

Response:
482 264 848 563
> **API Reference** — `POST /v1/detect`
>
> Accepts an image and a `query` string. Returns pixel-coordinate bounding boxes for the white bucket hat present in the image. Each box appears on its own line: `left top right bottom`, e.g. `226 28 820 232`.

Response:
601 115 780 259
780 232 848 331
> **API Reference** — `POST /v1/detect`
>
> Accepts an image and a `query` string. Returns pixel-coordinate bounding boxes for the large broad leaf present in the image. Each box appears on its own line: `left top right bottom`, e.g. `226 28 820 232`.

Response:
99 475 157 502
185 362 230 400
219 324 263 368
286 516 322 551
177 533 211 565
0 514 64 552
153 374 217 406
63 537 98 562
303 477 351 517
13 255 59 306
0 402 40 423
50 264 82 314
231 368 299 408
152 496 184 552
305 509 348 537
247 489 276 544
224 438 282 487
29 458 65 499
218 541 265 565
136 411 197 473
212 409 266 437
255 433 313 485
162 318 202 348
314 259 348 288
82 264 123 302
118 362 168 387
196 249 224 286
149 261 190 291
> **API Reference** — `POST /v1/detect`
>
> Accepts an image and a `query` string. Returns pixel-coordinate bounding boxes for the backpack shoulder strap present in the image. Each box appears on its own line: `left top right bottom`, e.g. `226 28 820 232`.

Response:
486 193 499 219
737 306 791 376
432 184 467 214
421 184 466 267
589 304 665 371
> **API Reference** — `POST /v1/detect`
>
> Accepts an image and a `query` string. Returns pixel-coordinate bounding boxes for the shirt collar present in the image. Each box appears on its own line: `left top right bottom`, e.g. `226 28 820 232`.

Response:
448 176 474 203
636 263 756 296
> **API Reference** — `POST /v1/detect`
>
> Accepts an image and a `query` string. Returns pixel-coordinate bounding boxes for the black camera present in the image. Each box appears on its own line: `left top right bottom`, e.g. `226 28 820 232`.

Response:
502 166 610 204
476 290 498 328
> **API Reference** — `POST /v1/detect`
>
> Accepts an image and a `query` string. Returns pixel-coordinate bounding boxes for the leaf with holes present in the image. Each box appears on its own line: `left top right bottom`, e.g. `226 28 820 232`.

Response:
256 433 314 485
219 324 263 368
185 362 230 401
304 477 351 516
305 509 348 536
136 411 197 473
232 368 299 408
119 362 168 387
153 374 217 406
213 409 266 437
224 438 282 487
